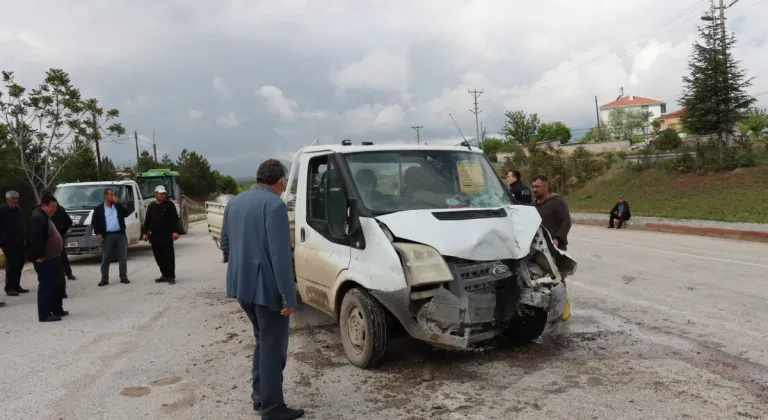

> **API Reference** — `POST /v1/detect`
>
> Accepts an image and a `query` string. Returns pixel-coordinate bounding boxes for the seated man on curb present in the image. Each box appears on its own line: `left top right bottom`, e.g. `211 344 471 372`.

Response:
608 194 631 229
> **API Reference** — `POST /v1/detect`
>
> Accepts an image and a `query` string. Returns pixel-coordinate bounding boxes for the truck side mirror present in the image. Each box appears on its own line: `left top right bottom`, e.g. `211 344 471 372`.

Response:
345 197 360 236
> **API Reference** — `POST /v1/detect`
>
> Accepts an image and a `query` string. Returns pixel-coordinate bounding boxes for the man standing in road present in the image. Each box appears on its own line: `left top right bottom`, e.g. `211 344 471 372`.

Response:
532 174 572 251
608 194 631 229
27 195 68 322
143 185 180 285
36 189 75 300
1 190 29 300
91 188 132 286
505 170 532 204
222 159 304 420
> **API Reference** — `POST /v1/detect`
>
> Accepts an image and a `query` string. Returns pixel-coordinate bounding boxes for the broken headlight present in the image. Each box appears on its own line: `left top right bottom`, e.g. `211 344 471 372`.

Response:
392 242 454 286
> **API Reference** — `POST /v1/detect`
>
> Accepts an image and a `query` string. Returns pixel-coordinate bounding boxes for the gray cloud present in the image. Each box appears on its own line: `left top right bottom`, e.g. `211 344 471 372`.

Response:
3 0 767 176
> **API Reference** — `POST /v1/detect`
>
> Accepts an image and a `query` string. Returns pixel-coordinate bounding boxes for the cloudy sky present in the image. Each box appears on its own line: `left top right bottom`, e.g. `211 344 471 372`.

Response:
2 0 767 177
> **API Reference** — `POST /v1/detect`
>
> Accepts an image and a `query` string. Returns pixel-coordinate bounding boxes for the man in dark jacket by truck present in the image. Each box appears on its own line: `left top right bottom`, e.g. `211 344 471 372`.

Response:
505 170 532 204
91 188 132 286
27 195 67 322
142 185 180 284
34 189 75 299
1 190 28 299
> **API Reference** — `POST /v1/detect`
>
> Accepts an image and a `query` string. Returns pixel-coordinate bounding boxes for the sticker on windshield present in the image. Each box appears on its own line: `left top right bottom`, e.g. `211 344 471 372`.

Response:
456 162 485 193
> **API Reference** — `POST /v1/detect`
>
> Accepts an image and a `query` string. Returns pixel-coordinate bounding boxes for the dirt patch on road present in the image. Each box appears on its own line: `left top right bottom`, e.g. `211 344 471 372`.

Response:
120 386 151 397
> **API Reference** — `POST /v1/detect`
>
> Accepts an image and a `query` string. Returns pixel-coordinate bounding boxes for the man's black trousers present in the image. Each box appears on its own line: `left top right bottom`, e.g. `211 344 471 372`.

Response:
2 245 25 292
151 234 175 279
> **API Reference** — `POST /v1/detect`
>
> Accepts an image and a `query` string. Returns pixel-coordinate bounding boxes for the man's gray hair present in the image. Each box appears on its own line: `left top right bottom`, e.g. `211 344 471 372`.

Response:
5 190 19 199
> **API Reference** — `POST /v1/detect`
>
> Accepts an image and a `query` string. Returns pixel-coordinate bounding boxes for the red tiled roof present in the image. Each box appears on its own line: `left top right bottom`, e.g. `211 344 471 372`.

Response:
659 107 686 120
600 95 665 109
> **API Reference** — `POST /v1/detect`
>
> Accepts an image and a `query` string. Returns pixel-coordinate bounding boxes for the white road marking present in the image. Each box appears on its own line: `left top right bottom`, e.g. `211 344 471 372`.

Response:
577 238 768 269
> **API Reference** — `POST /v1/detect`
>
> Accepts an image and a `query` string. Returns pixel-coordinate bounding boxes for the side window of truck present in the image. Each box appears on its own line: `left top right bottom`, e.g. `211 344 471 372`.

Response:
122 185 136 213
306 154 347 240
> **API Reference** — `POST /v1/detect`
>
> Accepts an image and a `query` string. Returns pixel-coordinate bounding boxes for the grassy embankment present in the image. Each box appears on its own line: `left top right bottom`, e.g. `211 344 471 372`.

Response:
565 164 768 224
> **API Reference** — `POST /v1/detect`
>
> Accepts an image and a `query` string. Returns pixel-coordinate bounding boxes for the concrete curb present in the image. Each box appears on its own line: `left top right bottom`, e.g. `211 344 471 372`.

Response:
572 214 768 243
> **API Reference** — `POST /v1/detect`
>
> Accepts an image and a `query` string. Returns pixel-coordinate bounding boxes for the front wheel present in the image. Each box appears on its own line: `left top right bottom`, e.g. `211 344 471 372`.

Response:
504 309 548 343
339 288 390 369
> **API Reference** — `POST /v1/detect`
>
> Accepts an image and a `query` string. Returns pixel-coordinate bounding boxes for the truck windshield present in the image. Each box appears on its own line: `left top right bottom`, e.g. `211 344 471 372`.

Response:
55 185 120 210
137 177 175 199
344 150 510 213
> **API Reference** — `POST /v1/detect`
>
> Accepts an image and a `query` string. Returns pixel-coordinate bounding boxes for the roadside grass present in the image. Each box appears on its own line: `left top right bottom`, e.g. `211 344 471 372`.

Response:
565 164 768 223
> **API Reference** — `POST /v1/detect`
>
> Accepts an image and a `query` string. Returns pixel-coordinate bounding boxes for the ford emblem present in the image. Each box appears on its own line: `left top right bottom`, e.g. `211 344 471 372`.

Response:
491 264 509 278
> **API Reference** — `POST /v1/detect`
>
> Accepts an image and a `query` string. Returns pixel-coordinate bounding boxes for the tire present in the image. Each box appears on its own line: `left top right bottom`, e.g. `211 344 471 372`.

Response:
179 203 189 235
339 288 390 369
504 309 548 343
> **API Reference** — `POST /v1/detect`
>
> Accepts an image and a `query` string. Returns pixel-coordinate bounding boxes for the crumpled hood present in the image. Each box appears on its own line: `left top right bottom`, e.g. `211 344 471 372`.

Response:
375 206 542 261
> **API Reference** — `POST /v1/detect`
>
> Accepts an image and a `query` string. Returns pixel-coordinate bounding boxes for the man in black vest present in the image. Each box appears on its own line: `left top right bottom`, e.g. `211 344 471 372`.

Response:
142 185 180 284
36 189 75 300
1 190 28 300
91 188 132 286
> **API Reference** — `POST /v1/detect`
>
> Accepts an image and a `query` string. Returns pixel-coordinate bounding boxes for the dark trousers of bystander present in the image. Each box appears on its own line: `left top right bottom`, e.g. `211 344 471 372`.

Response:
34 257 64 320
239 300 290 417
609 212 629 229
150 234 176 279
2 245 25 292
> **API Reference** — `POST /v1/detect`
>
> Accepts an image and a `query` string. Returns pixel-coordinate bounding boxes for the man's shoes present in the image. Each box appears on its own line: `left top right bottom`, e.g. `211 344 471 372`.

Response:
67 274 77 280
120 277 130 284
40 315 62 322
154 277 168 283
54 310 69 317
167 278 176 285
16 287 29 293
253 402 261 412
5 289 19 297
262 405 305 420
98 280 108 287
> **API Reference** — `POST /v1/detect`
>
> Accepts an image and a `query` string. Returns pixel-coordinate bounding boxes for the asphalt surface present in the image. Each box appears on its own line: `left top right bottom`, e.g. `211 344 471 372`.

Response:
1 222 767 420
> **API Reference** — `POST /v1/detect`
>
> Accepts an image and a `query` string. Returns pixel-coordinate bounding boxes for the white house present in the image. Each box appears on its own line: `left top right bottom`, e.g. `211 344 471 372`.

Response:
600 95 667 127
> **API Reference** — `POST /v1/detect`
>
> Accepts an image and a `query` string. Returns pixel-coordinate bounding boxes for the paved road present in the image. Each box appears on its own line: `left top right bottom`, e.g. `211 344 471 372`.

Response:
1 223 767 420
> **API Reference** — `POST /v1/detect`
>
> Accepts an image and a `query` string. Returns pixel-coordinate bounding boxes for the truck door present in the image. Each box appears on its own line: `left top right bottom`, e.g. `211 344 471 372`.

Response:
120 184 141 244
293 152 352 314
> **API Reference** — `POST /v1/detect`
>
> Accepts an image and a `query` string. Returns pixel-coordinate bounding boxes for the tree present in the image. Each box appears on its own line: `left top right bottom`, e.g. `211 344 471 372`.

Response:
176 148 216 197
739 108 768 138
212 170 239 195
535 121 572 144
159 153 176 170
607 108 645 140
101 157 118 180
136 150 157 173
480 137 504 156
55 137 98 183
501 110 540 144
679 0 755 161
579 123 610 143
0 69 125 201
654 129 682 151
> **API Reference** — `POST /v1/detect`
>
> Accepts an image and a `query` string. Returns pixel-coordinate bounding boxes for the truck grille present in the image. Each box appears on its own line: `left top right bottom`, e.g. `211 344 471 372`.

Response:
68 225 88 238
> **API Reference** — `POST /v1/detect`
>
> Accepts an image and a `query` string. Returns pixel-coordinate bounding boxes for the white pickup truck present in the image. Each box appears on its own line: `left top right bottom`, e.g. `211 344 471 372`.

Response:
206 141 577 368
54 180 148 254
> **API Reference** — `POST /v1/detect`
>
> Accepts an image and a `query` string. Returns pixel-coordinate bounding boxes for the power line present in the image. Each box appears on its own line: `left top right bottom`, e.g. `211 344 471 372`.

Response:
411 126 423 144
468 89 484 148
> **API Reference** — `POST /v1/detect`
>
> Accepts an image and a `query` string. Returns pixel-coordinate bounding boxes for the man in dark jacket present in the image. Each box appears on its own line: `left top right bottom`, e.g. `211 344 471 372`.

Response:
91 187 132 286
1 190 29 298
35 189 75 300
608 194 631 229
532 174 572 251
27 195 67 322
142 185 180 284
505 170 532 204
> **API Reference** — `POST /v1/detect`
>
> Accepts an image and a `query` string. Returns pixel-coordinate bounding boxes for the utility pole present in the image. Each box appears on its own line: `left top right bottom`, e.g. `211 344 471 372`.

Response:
152 130 158 162
92 114 102 181
134 130 140 172
411 126 423 144
594 96 602 140
468 89 483 148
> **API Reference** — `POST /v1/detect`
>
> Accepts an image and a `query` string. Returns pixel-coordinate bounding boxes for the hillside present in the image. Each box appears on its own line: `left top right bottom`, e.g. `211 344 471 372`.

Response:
565 164 768 224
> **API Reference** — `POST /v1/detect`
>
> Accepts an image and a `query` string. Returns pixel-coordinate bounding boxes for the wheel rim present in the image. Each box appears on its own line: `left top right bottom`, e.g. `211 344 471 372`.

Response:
345 305 366 355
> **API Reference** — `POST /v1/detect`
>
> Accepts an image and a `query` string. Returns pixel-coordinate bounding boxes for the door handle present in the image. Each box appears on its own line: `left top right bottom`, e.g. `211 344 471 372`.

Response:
300 227 306 242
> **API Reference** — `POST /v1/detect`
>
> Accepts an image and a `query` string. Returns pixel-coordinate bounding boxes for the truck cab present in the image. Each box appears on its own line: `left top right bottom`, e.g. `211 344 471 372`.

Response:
284 141 577 368
136 169 189 234
54 180 147 254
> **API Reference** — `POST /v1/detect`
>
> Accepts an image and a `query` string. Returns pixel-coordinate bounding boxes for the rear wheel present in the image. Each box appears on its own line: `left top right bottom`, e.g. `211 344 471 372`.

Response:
504 309 548 343
179 203 189 235
339 288 389 369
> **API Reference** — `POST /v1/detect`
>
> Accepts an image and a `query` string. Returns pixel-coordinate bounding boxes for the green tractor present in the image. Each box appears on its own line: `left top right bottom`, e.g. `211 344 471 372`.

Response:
136 168 190 234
